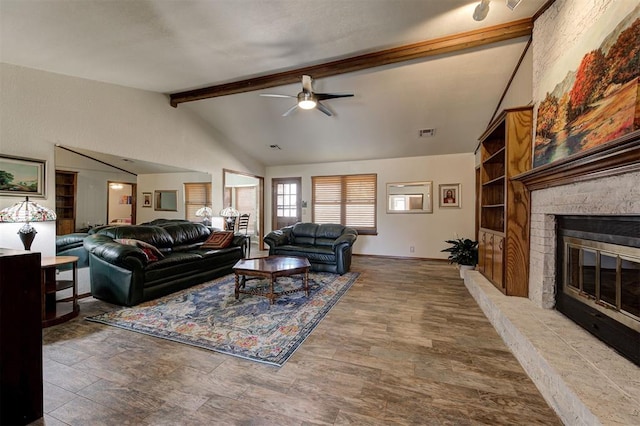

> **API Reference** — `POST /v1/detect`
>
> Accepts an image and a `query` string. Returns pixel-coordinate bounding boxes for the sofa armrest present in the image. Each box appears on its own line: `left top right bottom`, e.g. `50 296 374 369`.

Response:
84 234 147 269
231 234 249 258
332 231 358 250
56 232 89 251
264 229 289 248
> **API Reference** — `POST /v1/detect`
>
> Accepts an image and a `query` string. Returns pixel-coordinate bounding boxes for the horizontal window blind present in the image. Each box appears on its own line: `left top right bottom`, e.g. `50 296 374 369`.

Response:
312 174 376 233
185 182 212 222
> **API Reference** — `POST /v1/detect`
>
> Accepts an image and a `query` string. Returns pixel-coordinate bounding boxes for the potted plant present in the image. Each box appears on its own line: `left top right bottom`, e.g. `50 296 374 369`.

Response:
441 238 478 278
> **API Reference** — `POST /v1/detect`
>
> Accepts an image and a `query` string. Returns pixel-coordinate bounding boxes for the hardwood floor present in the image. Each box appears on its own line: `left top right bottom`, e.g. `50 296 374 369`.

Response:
32 256 562 425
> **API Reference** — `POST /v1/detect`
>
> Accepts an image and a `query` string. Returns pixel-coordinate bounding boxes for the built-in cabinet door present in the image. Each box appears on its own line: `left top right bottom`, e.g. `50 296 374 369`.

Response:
485 233 494 282
478 231 486 274
493 234 505 290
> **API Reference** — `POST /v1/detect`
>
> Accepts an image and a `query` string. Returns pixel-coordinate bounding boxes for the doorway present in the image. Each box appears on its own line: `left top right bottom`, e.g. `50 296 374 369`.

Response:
272 177 302 230
223 169 264 252
107 181 136 225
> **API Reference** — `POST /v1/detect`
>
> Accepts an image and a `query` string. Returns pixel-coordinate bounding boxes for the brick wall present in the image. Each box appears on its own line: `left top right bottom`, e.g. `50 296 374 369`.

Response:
528 170 640 308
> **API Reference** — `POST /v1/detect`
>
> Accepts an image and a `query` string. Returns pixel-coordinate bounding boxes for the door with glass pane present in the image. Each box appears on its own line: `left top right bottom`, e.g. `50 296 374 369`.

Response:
272 178 301 230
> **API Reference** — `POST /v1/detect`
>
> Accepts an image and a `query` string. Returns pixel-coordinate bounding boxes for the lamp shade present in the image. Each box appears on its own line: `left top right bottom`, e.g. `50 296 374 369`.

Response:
0 197 56 223
195 206 213 217
219 207 239 218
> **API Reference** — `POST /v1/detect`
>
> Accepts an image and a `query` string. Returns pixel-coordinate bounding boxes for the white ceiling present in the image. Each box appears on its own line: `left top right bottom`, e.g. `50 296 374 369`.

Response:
0 0 545 167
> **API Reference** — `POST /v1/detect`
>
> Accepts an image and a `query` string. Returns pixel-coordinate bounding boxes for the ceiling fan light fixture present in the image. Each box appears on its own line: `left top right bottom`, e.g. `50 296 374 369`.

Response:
473 0 490 21
297 92 317 110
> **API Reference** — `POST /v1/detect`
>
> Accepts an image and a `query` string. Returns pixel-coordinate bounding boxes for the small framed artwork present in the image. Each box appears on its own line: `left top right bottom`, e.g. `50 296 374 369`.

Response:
439 183 461 208
142 192 152 208
0 154 46 197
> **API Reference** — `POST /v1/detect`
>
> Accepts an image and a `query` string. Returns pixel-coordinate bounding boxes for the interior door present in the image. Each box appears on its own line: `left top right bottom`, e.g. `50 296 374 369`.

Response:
272 177 301 230
107 181 136 225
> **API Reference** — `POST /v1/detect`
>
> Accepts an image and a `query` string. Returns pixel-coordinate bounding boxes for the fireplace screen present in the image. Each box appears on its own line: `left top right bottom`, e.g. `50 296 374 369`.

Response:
563 237 640 332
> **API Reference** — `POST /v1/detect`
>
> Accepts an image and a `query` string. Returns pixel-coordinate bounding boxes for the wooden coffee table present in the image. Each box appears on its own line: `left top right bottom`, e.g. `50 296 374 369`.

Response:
233 256 311 304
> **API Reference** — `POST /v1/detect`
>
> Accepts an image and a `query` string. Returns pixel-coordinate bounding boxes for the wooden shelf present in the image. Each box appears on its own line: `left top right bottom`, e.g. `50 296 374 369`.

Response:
484 146 506 164
483 175 505 186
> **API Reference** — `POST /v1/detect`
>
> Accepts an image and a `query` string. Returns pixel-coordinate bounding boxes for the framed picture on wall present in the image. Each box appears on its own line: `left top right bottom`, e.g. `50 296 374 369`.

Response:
142 192 152 208
0 154 46 197
439 183 460 208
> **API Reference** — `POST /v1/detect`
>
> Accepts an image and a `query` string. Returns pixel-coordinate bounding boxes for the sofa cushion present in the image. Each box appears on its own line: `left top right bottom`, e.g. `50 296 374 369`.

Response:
160 222 210 246
97 225 174 248
115 238 165 262
201 231 234 249
272 244 336 264
291 223 318 245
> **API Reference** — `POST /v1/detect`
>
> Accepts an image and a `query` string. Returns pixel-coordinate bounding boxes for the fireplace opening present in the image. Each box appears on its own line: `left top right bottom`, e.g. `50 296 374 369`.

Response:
556 216 639 366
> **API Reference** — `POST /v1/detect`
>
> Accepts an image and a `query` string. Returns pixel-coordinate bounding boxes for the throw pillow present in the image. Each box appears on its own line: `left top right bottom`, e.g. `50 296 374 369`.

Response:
115 238 165 262
201 231 234 249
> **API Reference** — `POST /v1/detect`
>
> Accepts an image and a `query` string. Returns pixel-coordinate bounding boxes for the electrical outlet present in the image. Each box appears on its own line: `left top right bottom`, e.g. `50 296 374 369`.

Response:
410 246 415 253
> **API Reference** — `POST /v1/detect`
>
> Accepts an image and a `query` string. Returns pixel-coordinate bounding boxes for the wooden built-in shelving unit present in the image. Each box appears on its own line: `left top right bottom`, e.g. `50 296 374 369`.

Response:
55 170 77 235
477 106 532 296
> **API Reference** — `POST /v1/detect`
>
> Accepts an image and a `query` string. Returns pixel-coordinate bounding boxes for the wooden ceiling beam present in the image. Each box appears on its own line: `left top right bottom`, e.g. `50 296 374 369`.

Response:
169 18 533 107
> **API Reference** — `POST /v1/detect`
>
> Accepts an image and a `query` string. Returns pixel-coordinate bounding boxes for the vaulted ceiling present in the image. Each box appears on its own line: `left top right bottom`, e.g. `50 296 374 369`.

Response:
0 0 547 167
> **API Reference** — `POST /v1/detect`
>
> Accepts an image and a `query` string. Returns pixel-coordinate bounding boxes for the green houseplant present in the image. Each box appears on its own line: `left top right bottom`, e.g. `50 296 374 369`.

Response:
441 238 478 277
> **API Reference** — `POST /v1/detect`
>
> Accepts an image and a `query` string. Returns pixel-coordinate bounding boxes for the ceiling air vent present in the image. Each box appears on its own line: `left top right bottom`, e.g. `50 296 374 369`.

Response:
418 128 436 138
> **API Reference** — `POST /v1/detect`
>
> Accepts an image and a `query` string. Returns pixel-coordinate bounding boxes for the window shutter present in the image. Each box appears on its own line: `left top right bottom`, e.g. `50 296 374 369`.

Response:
312 174 376 233
184 182 212 222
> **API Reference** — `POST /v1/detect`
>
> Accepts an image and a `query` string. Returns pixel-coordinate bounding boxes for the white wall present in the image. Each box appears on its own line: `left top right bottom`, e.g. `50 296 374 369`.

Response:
266 153 476 259
497 45 533 112
0 63 264 253
136 172 211 224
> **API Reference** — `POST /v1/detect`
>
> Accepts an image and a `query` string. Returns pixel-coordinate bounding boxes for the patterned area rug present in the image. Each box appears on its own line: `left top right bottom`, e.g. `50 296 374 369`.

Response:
87 271 359 366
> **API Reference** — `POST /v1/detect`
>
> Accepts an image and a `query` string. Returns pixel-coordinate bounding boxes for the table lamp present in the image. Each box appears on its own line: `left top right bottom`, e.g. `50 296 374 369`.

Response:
195 206 213 226
219 206 239 231
0 196 57 250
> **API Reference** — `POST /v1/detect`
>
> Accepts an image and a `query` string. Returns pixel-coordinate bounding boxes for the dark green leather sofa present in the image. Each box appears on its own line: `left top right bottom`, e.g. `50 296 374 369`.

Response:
83 220 247 306
263 222 357 274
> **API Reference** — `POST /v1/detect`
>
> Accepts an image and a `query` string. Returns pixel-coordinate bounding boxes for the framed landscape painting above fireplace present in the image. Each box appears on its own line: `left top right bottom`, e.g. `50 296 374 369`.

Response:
533 3 640 167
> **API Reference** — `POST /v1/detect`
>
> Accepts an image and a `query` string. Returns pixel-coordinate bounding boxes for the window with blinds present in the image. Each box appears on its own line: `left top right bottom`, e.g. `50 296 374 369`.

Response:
184 182 212 222
312 173 377 234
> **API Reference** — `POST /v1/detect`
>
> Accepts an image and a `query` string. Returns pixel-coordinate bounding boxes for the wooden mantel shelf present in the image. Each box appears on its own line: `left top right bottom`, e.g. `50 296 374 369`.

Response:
513 130 640 191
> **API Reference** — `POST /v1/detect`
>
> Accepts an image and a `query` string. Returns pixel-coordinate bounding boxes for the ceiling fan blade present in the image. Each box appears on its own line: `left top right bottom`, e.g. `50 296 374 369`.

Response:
301 75 313 92
282 104 298 116
260 94 295 98
315 92 354 101
315 102 332 116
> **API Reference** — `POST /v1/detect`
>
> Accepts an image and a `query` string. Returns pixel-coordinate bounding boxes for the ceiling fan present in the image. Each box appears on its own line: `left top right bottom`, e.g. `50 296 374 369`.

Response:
260 75 354 116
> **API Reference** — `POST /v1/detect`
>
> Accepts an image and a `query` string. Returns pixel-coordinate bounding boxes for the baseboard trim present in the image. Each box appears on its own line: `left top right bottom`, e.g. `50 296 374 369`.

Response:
353 253 448 262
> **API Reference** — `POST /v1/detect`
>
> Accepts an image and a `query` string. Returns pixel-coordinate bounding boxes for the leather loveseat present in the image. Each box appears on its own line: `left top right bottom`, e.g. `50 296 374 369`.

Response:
83 220 247 306
264 222 357 274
